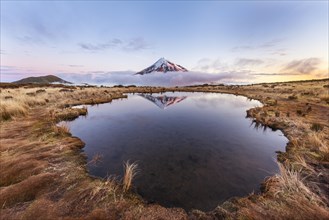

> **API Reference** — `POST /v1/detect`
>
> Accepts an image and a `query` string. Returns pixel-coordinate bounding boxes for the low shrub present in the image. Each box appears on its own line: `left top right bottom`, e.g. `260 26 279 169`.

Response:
310 123 324 132
296 110 303 116
288 95 298 100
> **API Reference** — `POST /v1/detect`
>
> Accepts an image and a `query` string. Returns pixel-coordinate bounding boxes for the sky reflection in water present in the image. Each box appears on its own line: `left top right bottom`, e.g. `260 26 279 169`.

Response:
67 92 287 211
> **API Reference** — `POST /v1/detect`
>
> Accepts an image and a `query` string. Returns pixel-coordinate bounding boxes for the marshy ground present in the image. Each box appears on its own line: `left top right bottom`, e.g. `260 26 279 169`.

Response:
0 79 328 219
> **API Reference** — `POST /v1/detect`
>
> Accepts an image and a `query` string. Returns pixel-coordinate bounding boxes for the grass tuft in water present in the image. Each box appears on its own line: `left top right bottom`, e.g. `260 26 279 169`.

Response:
88 153 103 166
123 161 138 192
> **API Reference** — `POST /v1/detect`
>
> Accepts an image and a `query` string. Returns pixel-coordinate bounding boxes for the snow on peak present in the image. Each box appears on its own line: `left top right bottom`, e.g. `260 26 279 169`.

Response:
154 57 167 68
135 58 188 75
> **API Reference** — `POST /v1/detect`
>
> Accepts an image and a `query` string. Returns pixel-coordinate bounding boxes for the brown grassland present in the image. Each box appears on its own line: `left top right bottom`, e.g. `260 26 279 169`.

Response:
0 79 328 219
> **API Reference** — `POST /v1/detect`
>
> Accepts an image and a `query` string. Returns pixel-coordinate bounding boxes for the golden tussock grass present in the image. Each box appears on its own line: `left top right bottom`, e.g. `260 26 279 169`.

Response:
53 122 70 136
0 88 48 121
308 132 328 154
228 161 329 220
319 93 329 104
267 163 329 219
103 176 120 196
275 163 312 197
123 161 138 192
293 155 315 174
0 86 133 122
0 100 28 121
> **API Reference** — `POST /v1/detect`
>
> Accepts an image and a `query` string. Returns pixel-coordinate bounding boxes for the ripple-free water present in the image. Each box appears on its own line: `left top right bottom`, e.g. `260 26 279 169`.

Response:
67 92 287 211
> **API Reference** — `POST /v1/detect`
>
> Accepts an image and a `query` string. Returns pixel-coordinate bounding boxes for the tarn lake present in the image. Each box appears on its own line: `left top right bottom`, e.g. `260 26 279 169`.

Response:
66 92 287 211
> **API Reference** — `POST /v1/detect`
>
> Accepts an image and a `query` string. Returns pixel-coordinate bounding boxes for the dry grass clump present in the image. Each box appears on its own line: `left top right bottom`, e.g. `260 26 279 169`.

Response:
275 163 311 196
54 107 87 121
0 88 49 121
264 98 277 106
257 163 329 219
292 155 315 174
308 132 328 154
104 176 119 196
123 161 138 192
204 159 329 219
20 95 47 107
53 122 70 136
0 100 28 120
319 93 329 104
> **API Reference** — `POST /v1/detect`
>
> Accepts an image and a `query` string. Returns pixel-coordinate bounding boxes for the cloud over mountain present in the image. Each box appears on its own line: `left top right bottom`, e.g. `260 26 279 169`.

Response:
57 70 254 86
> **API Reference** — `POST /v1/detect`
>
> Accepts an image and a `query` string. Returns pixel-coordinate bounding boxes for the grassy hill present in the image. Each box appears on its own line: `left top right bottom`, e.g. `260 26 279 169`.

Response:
13 75 71 84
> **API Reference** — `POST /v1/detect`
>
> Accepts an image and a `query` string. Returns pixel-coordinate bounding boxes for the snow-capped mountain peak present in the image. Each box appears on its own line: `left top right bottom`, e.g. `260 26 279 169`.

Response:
154 57 167 68
135 58 188 75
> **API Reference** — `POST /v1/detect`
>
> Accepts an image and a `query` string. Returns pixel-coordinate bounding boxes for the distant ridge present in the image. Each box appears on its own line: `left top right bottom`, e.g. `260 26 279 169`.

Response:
135 57 188 75
13 75 72 84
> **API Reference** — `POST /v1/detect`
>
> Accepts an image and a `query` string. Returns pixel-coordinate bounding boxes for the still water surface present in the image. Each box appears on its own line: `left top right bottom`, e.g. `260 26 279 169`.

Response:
67 92 287 211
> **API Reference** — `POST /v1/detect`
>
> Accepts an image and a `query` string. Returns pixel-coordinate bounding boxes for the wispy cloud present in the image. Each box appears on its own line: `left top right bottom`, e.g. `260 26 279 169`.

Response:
78 38 122 51
0 65 39 82
194 57 266 73
68 64 84 68
235 58 264 67
259 39 283 48
28 17 55 40
16 35 44 45
78 43 107 51
12 13 63 46
250 72 301 76
123 38 150 51
0 65 15 71
282 58 321 74
78 37 150 52
314 70 329 78
271 49 287 56
192 58 227 72
232 39 283 51
192 58 211 71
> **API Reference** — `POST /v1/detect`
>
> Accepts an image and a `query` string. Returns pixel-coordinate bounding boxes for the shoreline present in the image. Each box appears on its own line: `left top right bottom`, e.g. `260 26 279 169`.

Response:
1 79 328 219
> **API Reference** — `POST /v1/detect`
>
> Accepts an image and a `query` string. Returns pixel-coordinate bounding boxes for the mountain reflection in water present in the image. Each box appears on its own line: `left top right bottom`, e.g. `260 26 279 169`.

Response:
138 94 187 109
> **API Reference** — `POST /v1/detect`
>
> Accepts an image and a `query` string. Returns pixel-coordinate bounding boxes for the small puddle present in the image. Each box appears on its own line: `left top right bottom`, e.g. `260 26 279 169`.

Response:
66 92 287 211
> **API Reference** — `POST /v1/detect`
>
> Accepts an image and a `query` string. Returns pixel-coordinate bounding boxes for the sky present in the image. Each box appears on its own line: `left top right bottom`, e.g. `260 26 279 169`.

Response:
0 1 328 85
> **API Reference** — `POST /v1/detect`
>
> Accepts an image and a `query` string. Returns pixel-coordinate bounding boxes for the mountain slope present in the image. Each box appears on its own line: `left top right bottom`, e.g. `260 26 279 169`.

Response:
13 75 72 84
135 58 188 75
